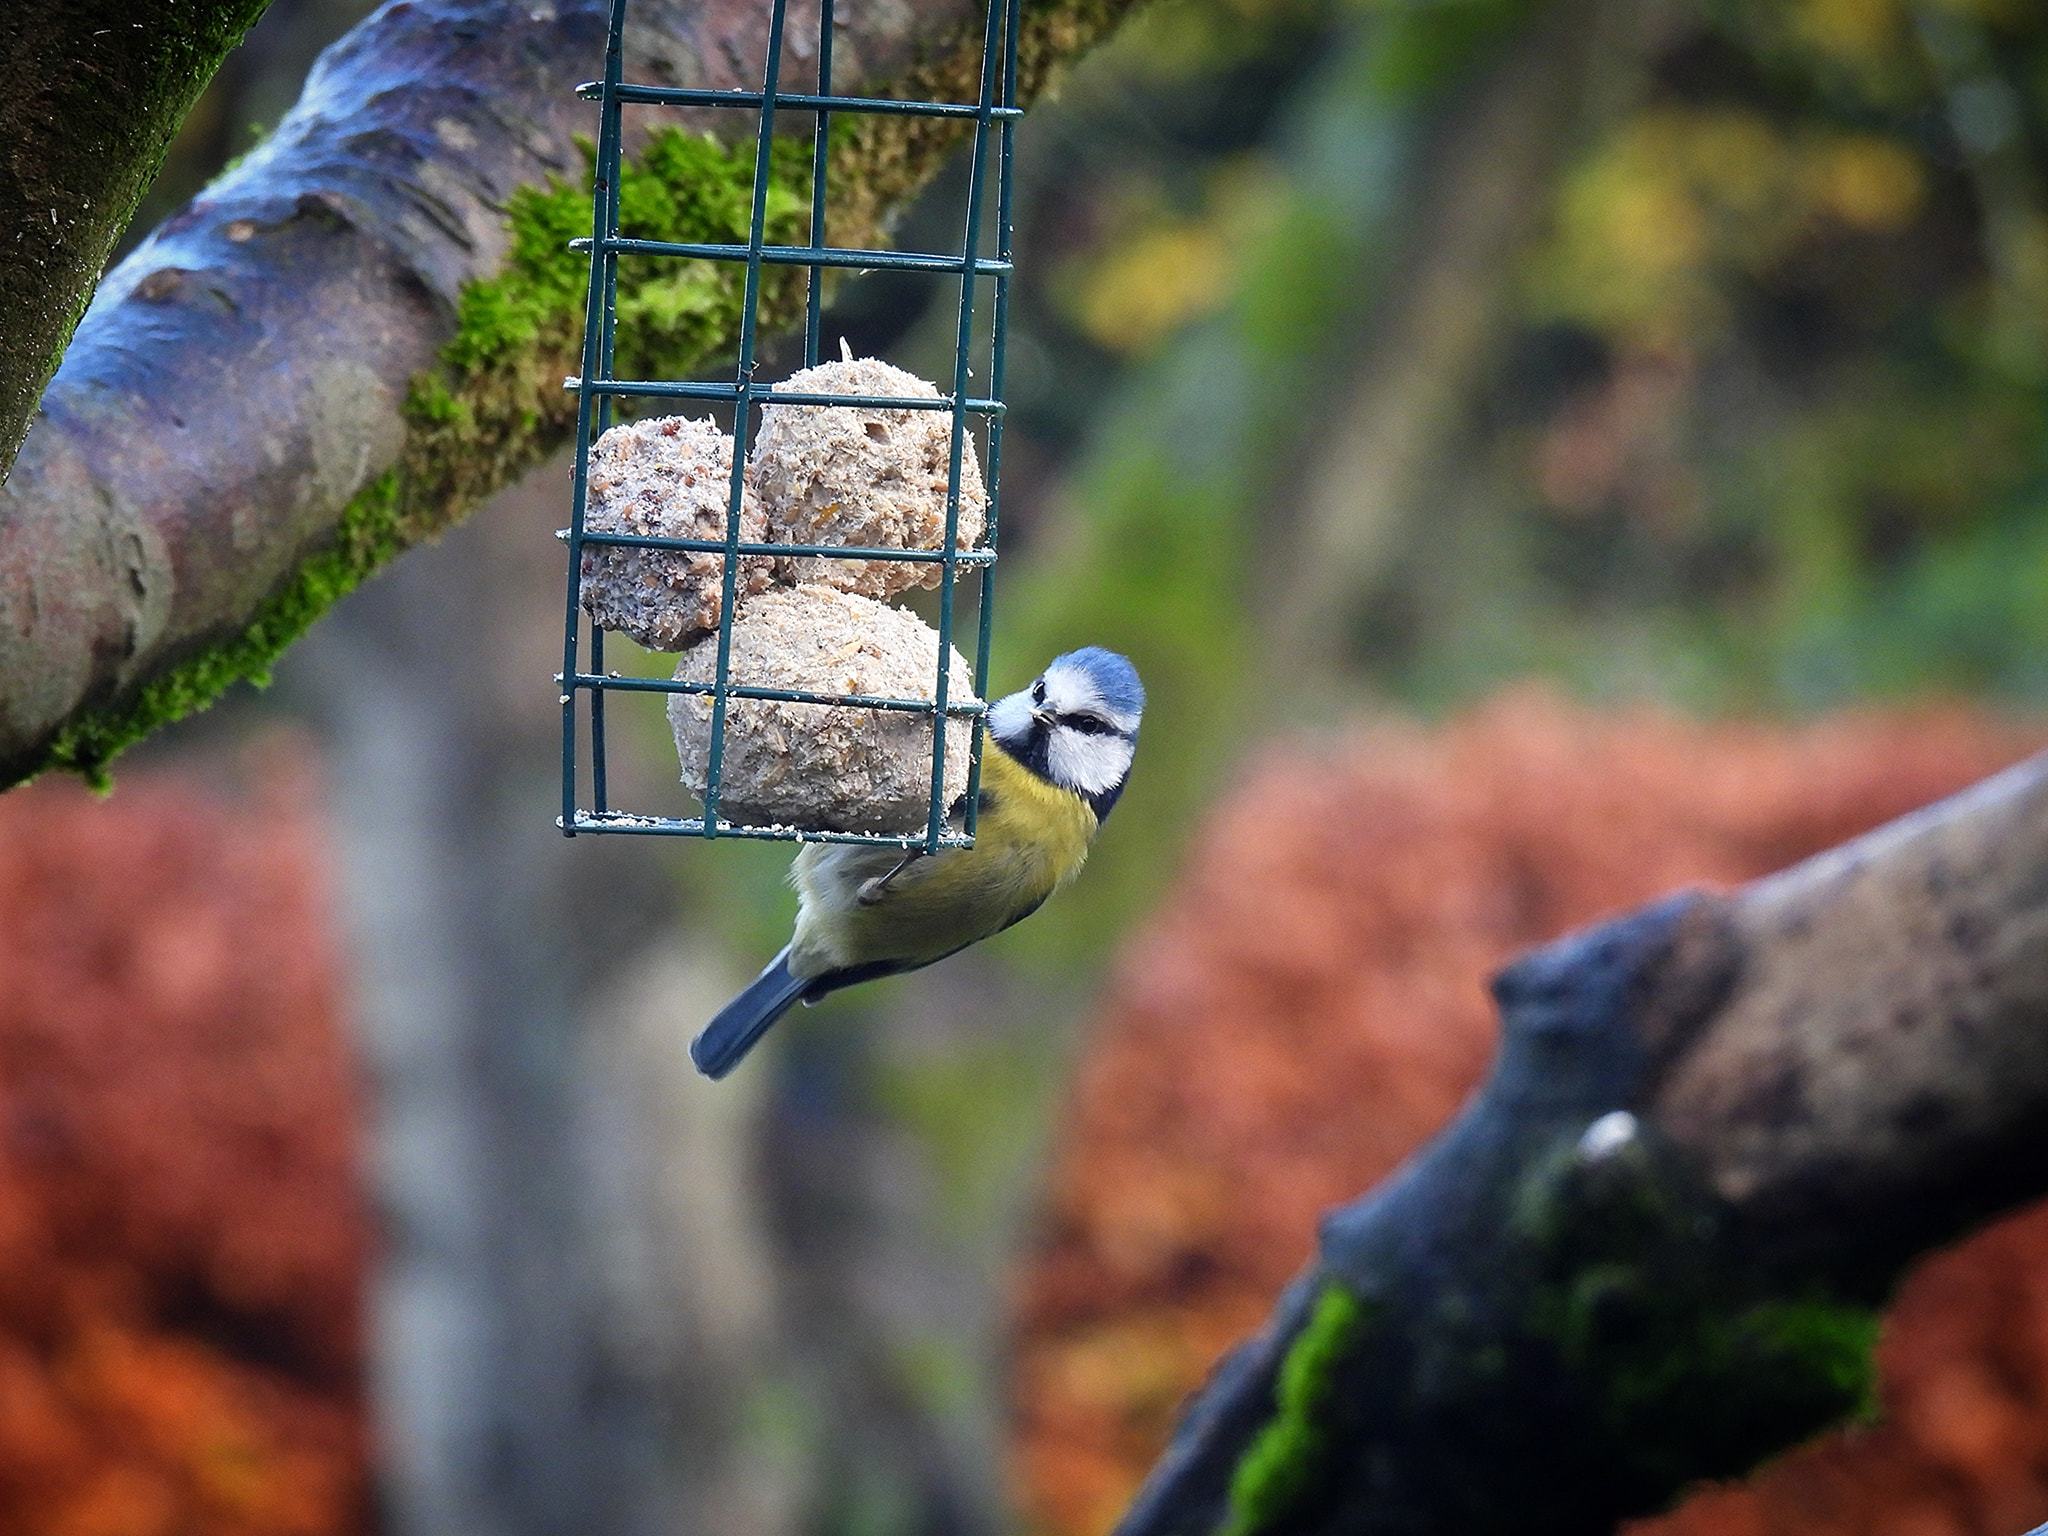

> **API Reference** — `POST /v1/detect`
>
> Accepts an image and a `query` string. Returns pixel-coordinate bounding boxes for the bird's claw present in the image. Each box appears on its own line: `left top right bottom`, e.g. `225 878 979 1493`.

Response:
857 850 922 905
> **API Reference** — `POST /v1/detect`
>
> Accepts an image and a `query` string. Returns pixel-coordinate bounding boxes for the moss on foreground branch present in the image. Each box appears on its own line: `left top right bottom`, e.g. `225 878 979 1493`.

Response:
1202 1123 1880 1536
1116 894 1911 1536
28 0 1133 787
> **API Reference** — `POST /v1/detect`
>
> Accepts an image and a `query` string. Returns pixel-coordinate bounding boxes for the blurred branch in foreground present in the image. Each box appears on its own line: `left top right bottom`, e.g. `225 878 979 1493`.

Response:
1116 751 2048 1536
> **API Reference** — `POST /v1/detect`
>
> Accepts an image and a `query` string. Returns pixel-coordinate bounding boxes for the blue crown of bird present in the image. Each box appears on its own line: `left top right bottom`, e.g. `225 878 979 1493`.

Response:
692 646 1145 1078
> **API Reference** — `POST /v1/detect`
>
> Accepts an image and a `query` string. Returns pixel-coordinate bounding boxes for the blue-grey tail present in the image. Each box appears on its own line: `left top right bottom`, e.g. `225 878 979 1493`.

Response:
692 947 808 1079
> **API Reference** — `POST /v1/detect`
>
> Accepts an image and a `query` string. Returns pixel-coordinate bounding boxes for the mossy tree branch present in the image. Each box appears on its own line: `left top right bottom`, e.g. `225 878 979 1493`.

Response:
1119 754 2048 1536
0 1 275 484
0 0 1139 787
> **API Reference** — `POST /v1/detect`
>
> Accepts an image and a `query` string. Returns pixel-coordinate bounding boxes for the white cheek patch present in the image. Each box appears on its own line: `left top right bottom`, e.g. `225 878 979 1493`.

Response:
988 690 1034 744
1047 727 1133 798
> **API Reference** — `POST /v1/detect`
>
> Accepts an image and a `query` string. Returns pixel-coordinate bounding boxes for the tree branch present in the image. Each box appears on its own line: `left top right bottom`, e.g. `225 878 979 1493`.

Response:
0 1 274 482
0 0 1138 786
1117 753 2048 1536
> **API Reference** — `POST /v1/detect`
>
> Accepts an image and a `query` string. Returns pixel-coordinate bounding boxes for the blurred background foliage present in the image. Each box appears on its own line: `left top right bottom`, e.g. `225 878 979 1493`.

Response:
979 0 2048 954
14 0 2048 1532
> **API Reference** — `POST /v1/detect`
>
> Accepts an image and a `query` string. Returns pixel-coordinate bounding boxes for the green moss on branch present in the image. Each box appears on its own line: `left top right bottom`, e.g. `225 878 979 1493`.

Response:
1223 1284 1375 1536
32 122 806 788
1198 1125 1880 1536
41 470 405 788
1517 1127 1881 1500
399 127 814 525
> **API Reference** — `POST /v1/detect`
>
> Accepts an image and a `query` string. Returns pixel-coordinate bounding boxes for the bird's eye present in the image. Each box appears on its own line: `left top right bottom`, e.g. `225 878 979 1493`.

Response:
1063 713 1114 735
1031 679 1046 704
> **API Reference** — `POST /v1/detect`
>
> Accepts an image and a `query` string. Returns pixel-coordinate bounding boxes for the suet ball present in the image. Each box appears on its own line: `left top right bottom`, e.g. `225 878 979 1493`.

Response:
579 415 773 649
749 357 987 601
668 585 976 832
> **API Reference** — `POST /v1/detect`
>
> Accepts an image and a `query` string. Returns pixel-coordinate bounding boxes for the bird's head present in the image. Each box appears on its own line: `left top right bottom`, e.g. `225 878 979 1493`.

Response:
988 647 1145 817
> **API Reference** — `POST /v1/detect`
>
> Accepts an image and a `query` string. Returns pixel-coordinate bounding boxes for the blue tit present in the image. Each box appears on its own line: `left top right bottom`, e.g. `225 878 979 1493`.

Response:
691 646 1145 1078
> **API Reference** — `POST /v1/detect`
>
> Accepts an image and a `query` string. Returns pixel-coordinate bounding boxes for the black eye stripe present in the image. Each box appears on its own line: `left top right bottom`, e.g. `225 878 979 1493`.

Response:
1060 712 1116 735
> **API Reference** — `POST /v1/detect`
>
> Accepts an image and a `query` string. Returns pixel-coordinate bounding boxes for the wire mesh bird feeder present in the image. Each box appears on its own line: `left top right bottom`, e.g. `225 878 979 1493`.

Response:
558 0 1020 851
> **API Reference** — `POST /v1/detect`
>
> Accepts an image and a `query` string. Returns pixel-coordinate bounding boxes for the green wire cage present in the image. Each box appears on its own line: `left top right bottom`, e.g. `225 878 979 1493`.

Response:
558 0 1020 851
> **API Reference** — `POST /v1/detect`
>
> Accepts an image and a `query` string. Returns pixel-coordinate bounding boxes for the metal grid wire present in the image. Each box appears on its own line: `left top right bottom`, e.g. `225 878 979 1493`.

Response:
558 0 1020 851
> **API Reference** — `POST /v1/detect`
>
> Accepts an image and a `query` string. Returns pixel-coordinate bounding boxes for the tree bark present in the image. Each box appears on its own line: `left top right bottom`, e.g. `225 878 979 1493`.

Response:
1116 752 2048 1536
0 0 1138 787
0 0 274 483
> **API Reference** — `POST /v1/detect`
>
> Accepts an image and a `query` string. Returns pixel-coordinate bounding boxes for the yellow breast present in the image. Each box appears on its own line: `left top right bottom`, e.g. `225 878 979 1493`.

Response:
789 742 1097 977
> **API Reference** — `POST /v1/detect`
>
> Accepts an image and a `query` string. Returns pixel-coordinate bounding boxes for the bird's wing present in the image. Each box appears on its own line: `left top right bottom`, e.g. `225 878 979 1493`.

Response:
805 892 1049 1000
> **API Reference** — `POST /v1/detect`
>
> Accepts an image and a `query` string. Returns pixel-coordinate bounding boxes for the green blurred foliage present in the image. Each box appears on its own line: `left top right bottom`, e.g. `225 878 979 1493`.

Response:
1487 0 2048 709
1000 0 1534 958
980 0 2048 969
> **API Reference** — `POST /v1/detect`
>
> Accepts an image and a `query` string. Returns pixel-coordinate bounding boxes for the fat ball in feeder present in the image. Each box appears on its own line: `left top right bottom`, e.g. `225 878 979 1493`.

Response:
578 415 773 649
749 355 988 602
668 587 977 834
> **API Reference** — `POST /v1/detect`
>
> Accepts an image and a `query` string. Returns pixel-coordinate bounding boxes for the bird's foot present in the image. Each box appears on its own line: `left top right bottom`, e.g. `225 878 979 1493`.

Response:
856 850 922 905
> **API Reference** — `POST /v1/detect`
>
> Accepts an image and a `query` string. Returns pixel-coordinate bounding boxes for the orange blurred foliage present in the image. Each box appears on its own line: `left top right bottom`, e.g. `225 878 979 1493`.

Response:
1012 694 2048 1536
0 757 369 1536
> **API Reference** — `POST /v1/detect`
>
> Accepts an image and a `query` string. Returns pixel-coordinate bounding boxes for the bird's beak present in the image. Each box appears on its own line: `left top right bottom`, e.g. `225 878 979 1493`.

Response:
1031 706 1057 728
